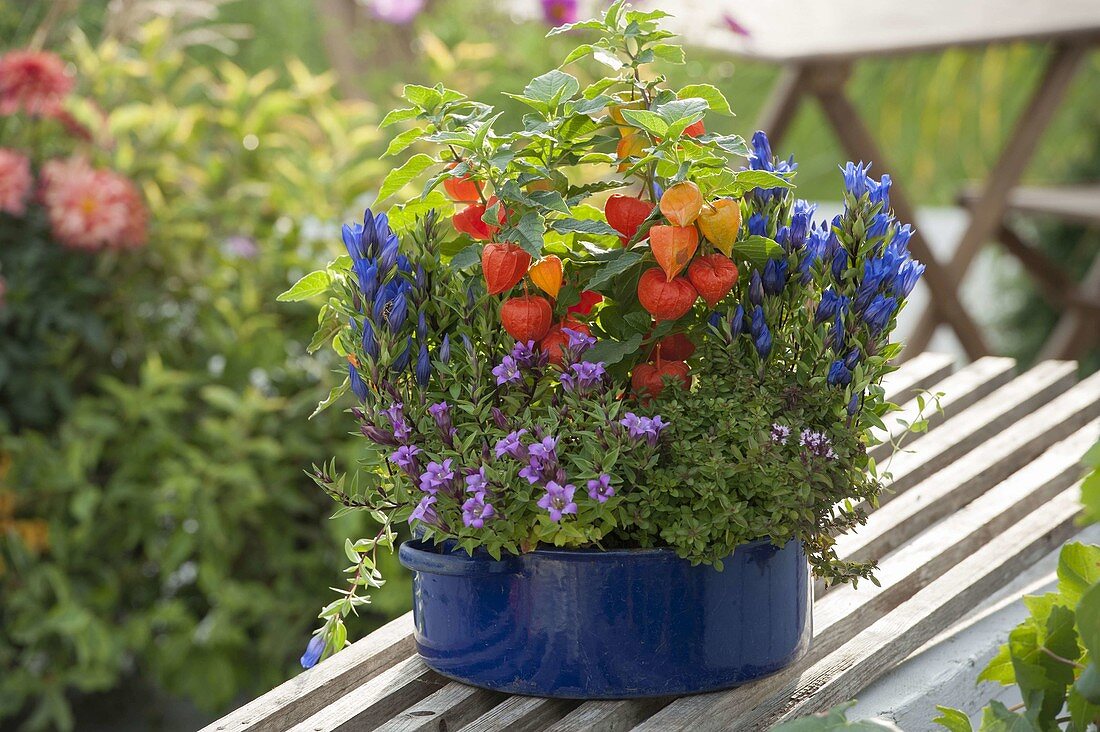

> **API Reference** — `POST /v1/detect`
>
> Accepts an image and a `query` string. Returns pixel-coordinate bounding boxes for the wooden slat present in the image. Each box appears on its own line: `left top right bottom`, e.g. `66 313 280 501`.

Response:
959 184 1100 226
553 421 1096 732
868 356 1016 461
375 683 508 732
634 485 1085 731
203 612 416 732
879 352 955 404
874 360 1076 504
287 656 446 732
458 696 579 732
837 369 1100 565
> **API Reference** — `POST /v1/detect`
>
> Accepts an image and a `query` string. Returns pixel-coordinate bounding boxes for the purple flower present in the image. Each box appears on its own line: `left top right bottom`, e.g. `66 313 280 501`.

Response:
465 467 489 495
646 415 669 446
800 429 837 460
770 423 791 445
620 412 646 439
528 436 559 463
540 0 577 26
492 355 522 386
565 328 596 353
561 361 606 393
620 413 668 446
461 493 495 529
361 423 398 446
538 481 578 522
408 494 440 526
439 334 451 363
587 474 614 503
419 459 455 494
490 407 509 430
519 460 544 485
511 340 544 369
494 429 528 460
428 401 452 432
369 0 425 24
300 634 325 669
389 444 421 476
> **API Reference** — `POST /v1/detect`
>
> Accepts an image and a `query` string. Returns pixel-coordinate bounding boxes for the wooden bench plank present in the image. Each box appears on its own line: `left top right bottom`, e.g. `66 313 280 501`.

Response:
836 369 1100 565
959 184 1100 226
634 485 1085 731
880 352 955 404
287 656 446 732
873 360 1076 504
869 356 1016 462
551 421 1096 732
458 696 580 732
375 683 508 732
203 612 416 732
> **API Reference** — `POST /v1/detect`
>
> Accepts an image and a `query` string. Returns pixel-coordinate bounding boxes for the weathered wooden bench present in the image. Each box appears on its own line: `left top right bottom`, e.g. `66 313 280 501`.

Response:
205 352 1100 731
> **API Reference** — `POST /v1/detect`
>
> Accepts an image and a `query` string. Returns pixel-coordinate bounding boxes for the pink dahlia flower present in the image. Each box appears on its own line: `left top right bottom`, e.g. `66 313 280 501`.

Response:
40 157 147 251
0 51 73 117
0 148 32 216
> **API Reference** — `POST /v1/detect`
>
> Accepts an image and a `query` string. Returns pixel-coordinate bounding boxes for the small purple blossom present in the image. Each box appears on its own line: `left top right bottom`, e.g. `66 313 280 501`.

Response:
408 494 439 526
587 474 614 503
619 412 669 446
800 429 837 460
494 429 528 460
461 493 495 529
770 423 791 445
561 360 606 392
519 460 544 485
389 444 421 476
528 436 559 463
538 481 578 522
492 355 522 386
511 340 544 369
465 467 489 495
419 459 455 494
428 401 452 433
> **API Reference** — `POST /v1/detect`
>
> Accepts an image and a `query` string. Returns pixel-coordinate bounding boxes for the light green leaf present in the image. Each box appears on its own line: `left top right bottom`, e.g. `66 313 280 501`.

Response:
1058 542 1100 606
620 108 668 137
1076 580 1100 666
376 153 436 204
380 107 419 128
383 127 425 157
978 701 1040 731
592 47 624 70
524 69 580 106
678 84 732 115
311 378 350 419
650 43 685 64
560 44 594 66
732 235 782 265
277 271 331 302
932 706 973 732
730 169 795 195
708 134 752 157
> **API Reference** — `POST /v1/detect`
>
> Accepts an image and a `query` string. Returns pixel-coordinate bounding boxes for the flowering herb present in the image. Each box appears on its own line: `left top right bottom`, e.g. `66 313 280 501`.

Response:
286 2 928 662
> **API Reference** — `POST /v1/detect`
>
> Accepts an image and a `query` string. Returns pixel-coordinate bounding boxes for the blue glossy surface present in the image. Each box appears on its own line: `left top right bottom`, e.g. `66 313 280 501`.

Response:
398 538 812 698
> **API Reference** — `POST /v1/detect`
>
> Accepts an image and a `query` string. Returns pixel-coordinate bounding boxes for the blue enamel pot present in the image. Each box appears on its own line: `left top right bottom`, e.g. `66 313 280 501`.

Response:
398 537 812 698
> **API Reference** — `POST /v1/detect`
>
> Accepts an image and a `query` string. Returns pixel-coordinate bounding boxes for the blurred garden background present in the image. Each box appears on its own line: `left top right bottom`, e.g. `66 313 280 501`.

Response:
0 0 1097 729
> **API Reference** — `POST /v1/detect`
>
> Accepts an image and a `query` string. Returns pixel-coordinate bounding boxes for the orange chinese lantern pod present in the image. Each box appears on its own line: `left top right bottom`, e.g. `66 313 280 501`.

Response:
482 242 532 295
526 178 555 192
443 162 483 203
659 181 704 227
688 253 739 307
654 332 696 361
616 131 647 172
631 360 691 400
539 319 592 366
605 194 654 245
529 256 563 298
501 295 553 342
637 267 698 322
683 119 706 138
650 224 699 281
697 198 741 257
608 98 647 126
453 198 506 241
567 290 603 316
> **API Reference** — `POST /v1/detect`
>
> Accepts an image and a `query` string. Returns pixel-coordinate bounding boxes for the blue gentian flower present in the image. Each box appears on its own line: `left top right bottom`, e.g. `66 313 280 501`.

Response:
747 213 768 237
828 314 846 352
841 161 873 199
415 344 431 387
392 337 413 373
361 319 379 360
892 258 925 299
863 294 896 335
730 304 745 338
387 293 408 332
439 334 451 363
416 312 427 341
827 360 853 387
866 212 891 240
749 130 773 169
378 239 399 276
844 347 861 369
353 260 378 302
847 392 860 416
348 363 369 403
763 258 788 296
789 199 816 248
890 223 913 255
301 634 326 669
754 327 773 359
869 173 892 209
830 245 848 282
815 288 850 324
749 270 765 306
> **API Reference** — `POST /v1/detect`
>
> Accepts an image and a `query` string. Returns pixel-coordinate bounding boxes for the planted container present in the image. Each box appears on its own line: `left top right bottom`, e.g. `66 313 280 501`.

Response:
399 538 811 698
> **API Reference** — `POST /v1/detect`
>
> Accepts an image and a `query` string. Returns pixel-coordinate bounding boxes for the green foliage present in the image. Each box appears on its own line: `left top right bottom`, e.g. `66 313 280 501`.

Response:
772 702 902 730
0 20 404 731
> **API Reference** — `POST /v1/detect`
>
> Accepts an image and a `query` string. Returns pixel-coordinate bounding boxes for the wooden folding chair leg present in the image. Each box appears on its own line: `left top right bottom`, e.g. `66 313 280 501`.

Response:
994 222 1078 306
807 64 990 360
756 65 807 147
1038 253 1100 360
908 42 1092 353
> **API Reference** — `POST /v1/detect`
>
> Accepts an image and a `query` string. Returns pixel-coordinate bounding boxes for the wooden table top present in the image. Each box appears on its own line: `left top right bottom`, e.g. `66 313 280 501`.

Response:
662 0 1100 63
206 353 1100 731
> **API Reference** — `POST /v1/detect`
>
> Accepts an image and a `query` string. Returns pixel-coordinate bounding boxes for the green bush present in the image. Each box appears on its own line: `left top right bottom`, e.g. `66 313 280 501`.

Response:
0 21 408 730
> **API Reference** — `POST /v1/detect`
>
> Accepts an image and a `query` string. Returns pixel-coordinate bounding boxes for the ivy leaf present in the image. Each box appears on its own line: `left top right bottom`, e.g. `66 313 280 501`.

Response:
586 251 643 291
277 271 330 302
932 707 972 732
620 109 668 137
1057 542 1100 606
678 84 732 115
1075 582 1100 700
376 153 436 204
585 334 642 367
978 641 1016 685
732 235 783 265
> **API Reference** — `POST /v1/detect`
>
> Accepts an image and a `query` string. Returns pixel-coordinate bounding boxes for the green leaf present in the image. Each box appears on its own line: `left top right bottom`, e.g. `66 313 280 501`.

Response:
620 109 668 137
1075 663 1100 704
678 84 732 115
592 47 624 70
376 153 436 204
732 235 783 265
560 44 594 66
978 701 1040 731
730 169 795 195
650 43 685 64
509 211 545 257
449 243 482 270
383 127 425 157
584 334 642 367
524 69 580 107
932 707 972 732
277 271 331 302
1067 684 1100 726
586 251 643 291
1058 542 1100 606
380 107 419 127
311 378 349 419
403 83 443 110
550 218 621 237
708 134 751 157
978 641 1016 685
770 702 902 730
1076 580 1100 668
